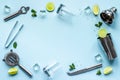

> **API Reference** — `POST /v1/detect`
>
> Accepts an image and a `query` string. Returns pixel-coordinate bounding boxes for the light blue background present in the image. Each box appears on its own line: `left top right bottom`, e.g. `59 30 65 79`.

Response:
0 0 120 80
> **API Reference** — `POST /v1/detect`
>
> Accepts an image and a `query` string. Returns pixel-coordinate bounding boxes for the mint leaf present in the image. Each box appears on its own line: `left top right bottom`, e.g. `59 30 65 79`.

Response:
96 70 101 75
32 13 37 17
69 63 76 71
95 24 99 27
95 21 103 28
13 42 17 49
98 22 102 26
31 9 36 13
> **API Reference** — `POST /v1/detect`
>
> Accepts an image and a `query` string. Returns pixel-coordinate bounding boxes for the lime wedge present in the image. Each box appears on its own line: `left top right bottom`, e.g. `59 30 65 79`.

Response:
98 28 107 38
104 66 112 75
46 2 55 12
92 4 100 15
8 67 18 75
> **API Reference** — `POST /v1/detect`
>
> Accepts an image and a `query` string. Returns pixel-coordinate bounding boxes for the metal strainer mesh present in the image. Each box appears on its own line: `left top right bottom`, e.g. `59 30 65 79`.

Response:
4 52 19 66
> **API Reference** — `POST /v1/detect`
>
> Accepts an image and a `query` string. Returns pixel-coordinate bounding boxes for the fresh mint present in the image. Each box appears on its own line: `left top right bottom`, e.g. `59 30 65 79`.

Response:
13 42 17 49
31 9 36 13
95 21 103 28
69 63 76 71
31 9 37 17
96 70 101 75
32 13 37 17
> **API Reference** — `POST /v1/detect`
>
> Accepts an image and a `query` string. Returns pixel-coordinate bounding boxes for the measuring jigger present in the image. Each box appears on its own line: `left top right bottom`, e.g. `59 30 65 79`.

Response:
98 33 117 60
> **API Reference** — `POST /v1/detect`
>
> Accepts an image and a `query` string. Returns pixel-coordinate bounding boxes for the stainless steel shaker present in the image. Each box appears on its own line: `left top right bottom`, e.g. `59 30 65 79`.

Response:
98 33 117 60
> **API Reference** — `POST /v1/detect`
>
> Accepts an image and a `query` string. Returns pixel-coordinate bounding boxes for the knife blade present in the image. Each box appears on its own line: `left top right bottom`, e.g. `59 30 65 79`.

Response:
67 63 102 76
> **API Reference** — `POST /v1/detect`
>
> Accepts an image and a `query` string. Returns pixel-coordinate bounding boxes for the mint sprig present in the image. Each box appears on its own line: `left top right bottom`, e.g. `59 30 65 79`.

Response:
95 22 103 28
69 63 76 71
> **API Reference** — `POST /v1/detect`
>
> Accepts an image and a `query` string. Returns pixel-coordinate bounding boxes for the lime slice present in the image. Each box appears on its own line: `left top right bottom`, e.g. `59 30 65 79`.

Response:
98 28 107 38
46 2 55 12
92 4 100 15
103 66 112 75
8 67 18 75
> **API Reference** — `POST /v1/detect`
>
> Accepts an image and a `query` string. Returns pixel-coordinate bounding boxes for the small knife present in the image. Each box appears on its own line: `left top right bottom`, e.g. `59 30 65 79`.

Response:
67 63 102 76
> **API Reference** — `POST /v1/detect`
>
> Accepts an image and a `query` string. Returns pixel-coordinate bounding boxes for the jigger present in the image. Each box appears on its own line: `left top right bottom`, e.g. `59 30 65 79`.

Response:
43 62 60 78
57 4 74 16
100 7 117 24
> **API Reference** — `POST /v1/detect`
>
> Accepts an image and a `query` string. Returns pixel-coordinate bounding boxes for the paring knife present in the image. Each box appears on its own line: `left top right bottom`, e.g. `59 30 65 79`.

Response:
67 63 102 76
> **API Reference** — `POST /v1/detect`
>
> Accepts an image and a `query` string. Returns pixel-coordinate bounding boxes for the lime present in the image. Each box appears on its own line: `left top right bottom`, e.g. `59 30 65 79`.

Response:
8 67 18 75
103 66 112 75
46 2 55 12
92 4 100 15
98 28 107 38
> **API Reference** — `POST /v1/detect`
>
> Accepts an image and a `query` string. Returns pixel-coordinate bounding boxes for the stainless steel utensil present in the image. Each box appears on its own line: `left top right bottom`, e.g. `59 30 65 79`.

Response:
98 33 117 60
100 7 117 24
4 6 29 22
5 21 24 48
3 50 32 77
67 63 102 76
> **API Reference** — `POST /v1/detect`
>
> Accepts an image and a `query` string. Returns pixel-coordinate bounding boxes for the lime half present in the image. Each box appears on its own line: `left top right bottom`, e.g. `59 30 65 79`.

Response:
98 28 107 38
92 4 100 15
46 2 55 12
8 67 18 75
103 66 112 75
